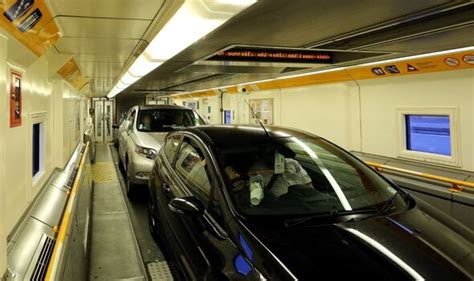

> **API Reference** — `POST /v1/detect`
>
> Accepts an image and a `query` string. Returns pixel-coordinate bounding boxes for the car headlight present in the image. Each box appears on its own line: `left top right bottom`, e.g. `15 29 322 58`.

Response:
135 146 157 159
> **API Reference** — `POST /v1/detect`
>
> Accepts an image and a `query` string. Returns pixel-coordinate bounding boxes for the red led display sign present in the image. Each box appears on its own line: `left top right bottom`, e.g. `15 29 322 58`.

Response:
208 47 333 64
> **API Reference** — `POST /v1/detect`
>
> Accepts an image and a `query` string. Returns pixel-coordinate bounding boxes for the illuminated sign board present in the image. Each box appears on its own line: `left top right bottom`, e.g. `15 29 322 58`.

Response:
208 46 333 64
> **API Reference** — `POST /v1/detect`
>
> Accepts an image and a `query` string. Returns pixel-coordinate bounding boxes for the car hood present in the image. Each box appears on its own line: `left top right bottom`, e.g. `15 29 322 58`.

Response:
238 207 474 280
132 131 167 150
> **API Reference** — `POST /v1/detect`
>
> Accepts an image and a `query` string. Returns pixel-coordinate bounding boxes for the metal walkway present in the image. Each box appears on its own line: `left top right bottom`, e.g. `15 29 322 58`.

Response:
89 144 146 280
89 143 176 281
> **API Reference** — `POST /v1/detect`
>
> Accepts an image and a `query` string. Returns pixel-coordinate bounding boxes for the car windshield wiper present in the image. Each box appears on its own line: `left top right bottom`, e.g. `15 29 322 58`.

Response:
379 192 401 214
283 208 379 228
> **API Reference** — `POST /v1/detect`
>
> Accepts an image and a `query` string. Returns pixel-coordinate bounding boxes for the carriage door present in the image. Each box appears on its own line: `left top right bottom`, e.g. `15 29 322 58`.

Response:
93 98 114 143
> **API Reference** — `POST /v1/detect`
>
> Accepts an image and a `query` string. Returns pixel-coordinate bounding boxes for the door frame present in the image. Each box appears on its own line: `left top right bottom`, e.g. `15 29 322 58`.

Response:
92 98 115 143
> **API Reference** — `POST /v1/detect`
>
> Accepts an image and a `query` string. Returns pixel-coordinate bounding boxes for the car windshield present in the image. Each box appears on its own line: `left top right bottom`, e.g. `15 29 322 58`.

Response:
137 109 205 132
216 135 406 217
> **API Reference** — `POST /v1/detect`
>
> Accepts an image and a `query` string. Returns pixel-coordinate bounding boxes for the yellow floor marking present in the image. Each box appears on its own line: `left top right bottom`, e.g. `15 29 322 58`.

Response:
92 162 118 183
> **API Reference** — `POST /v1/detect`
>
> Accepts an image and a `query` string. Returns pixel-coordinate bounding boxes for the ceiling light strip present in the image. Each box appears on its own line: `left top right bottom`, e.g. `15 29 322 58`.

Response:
107 0 257 98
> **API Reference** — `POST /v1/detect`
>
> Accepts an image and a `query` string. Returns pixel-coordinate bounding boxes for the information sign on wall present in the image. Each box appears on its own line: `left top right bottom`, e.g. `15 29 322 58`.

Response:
187 100 199 110
10 71 22 127
249 98 273 125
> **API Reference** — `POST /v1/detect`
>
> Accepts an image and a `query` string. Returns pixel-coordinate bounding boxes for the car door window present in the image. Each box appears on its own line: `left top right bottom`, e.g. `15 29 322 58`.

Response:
208 189 225 225
175 137 212 204
127 109 136 122
163 134 182 164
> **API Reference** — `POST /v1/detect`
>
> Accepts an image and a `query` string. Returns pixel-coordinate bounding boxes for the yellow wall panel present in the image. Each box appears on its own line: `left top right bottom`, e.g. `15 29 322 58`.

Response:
347 51 474 81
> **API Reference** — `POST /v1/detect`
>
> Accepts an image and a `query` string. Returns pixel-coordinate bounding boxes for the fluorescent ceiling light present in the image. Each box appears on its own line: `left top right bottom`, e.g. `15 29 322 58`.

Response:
120 72 140 85
217 0 257 5
128 54 163 77
107 0 256 98
146 1 227 61
115 82 128 90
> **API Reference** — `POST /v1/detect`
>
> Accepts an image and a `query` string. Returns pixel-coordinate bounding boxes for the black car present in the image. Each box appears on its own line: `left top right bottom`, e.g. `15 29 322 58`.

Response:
147 125 474 280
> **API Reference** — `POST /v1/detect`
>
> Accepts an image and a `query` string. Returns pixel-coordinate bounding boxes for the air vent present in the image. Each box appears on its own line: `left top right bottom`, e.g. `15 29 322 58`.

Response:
28 234 56 281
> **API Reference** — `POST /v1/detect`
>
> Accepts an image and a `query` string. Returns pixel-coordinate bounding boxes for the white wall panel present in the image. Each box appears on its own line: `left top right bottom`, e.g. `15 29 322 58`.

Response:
4 62 29 234
358 69 474 170
173 69 473 171
3 56 56 234
180 83 360 149
53 81 65 168
0 28 90 276
0 32 8 276
23 57 55 201
280 82 360 150
202 96 220 125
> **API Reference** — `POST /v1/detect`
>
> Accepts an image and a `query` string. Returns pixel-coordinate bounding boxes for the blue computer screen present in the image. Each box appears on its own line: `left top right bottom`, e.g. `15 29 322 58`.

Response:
406 115 451 156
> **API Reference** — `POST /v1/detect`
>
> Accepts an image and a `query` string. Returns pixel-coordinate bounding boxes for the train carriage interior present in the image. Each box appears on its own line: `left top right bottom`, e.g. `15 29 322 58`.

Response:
0 0 473 280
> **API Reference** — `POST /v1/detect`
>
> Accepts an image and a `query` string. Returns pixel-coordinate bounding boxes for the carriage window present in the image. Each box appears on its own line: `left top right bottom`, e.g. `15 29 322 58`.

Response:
397 108 459 166
32 116 46 184
406 115 451 156
33 123 41 177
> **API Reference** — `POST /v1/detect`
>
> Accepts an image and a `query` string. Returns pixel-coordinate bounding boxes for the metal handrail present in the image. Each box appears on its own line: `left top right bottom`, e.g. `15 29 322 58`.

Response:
45 142 90 280
365 161 474 193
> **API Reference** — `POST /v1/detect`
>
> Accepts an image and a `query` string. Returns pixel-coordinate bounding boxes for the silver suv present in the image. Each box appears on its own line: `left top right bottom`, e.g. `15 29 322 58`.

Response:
117 105 205 197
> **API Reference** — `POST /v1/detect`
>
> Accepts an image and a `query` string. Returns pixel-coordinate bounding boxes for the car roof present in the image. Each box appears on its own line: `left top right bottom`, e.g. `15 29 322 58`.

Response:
185 125 321 150
138 104 192 111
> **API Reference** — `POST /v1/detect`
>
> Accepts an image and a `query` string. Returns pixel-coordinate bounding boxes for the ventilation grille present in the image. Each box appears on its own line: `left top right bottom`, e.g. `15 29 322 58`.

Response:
29 235 56 281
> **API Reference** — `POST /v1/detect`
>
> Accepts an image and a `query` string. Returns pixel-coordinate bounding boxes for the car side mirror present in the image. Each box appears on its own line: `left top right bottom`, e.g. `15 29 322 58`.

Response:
122 120 132 131
169 196 204 216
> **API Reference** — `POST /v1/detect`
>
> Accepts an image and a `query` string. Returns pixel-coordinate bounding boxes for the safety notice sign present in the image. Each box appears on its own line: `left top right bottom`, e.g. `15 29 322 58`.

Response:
444 57 459 67
462 55 474 65
384 65 400 74
407 64 418 72
371 67 385 76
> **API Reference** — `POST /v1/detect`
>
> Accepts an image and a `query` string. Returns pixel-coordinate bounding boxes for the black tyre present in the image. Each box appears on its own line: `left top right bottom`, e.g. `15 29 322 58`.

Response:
147 196 159 239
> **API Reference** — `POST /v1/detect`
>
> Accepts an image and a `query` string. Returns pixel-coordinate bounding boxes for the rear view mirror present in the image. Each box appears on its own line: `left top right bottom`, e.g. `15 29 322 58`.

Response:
169 196 204 216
